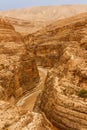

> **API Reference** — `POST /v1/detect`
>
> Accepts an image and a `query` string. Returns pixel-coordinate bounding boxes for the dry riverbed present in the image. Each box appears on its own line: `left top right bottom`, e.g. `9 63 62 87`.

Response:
16 67 59 130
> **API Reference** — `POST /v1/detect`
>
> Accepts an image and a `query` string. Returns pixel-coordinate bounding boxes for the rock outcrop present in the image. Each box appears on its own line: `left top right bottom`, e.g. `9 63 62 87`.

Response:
0 16 46 35
0 17 22 42
34 13 87 130
0 6 87 130
27 42 60 68
24 12 87 68
0 101 53 130
0 18 54 130
0 17 39 102
0 5 87 35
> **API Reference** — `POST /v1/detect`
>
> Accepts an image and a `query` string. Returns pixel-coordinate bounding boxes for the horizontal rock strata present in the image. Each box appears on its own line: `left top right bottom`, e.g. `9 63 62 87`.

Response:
34 13 87 130
24 13 87 68
34 43 87 130
0 101 53 130
0 17 39 102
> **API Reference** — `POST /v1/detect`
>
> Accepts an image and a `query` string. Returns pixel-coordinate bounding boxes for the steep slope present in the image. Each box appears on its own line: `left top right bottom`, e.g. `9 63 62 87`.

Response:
34 13 87 130
0 16 46 35
24 12 87 67
0 101 53 130
0 6 87 130
0 17 22 42
0 5 87 35
0 17 39 102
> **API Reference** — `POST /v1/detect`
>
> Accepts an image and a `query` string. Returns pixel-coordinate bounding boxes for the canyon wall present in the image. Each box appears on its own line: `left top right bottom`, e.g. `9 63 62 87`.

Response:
0 17 39 102
0 16 54 130
24 13 87 68
0 101 53 130
34 13 87 130
28 42 61 67
0 7 87 130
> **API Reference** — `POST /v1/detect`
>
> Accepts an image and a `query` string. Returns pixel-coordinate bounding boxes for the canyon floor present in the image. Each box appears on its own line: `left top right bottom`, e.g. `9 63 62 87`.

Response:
0 5 87 130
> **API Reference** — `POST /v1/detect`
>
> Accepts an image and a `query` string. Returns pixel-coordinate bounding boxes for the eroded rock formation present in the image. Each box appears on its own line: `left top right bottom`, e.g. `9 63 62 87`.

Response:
34 13 87 130
0 101 53 130
0 6 87 130
0 17 39 102
27 42 60 67
0 5 87 35
24 12 87 68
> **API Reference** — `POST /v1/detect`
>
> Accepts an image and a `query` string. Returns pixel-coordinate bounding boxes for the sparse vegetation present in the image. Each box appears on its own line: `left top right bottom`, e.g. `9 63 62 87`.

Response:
78 89 87 98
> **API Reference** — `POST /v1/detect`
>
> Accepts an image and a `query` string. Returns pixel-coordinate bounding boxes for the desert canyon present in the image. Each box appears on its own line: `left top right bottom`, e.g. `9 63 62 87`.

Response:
0 5 87 130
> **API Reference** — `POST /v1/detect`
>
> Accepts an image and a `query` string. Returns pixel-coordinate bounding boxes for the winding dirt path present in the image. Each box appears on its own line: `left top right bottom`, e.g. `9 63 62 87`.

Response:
16 67 59 130
16 67 47 110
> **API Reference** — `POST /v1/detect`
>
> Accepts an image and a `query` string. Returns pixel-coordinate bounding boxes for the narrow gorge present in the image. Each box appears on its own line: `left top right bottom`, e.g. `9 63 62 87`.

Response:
0 5 87 130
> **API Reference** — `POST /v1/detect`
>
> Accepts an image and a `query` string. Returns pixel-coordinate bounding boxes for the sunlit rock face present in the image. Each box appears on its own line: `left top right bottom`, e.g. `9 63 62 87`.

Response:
34 13 87 130
0 17 22 42
0 5 87 35
0 17 39 102
0 101 53 130
27 42 60 68
0 6 87 130
24 12 87 68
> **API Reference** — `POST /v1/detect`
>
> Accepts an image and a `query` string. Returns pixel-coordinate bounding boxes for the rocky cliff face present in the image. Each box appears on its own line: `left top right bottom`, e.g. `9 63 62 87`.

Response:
0 17 39 102
34 13 87 130
0 17 54 130
24 12 87 68
28 42 60 67
0 17 22 42
0 101 53 130
0 7 87 130
0 16 46 35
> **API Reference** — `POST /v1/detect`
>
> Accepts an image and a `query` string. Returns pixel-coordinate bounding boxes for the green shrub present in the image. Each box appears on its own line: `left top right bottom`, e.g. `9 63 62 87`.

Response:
78 89 87 98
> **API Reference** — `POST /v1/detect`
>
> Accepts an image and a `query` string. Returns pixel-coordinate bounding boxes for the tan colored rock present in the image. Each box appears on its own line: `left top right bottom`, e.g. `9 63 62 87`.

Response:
29 42 60 67
0 17 39 102
0 5 87 130
0 5 87 35
0 100 53 130
34 13 87 130
0 17 22 42
24 12 87 68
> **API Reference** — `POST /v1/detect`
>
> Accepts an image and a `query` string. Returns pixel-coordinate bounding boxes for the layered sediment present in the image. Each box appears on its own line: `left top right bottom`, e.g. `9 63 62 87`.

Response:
35 43 87 130
0 17 39 102
0 6 87 130
0 101 53 130
0 5 87 35
34 13 87 130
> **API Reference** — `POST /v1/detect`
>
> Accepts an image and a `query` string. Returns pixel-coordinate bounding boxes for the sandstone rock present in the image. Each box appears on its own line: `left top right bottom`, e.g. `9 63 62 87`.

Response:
23 13 87 69
29 42 60 67
34 45 87 130
0 17 39 102
34 13 87 130
0 6 87 130
0 17 22 42
0 100 53 130
0 5 87 35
